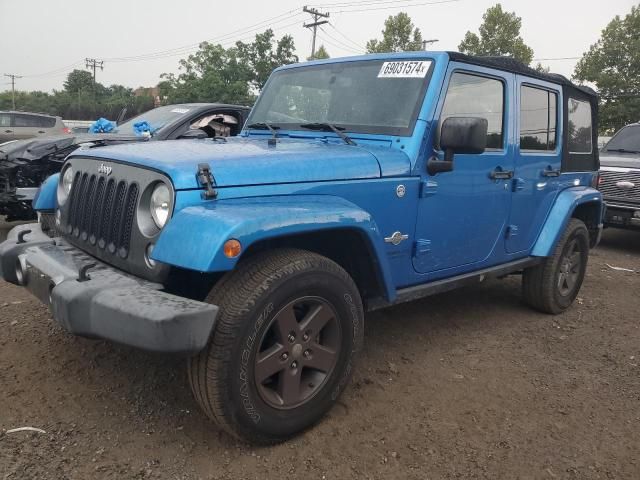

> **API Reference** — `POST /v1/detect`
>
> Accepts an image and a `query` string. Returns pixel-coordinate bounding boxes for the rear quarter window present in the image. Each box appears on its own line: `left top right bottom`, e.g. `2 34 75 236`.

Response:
568 98 592 154
520 85 558 151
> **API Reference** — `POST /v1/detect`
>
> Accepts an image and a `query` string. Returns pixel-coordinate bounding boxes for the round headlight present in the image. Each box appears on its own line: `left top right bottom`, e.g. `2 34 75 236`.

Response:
58 166 74 205
150 183 170 229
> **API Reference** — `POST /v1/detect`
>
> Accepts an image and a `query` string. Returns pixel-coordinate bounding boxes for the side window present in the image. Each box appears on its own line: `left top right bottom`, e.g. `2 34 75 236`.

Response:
13 114 40 128
568 98 592 153
440 72 504 149
520 85 558 151
0 114 10 127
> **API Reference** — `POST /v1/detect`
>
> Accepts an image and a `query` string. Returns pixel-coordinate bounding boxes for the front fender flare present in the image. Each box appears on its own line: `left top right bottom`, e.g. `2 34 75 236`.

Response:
153 195 396 301
531 186 603 257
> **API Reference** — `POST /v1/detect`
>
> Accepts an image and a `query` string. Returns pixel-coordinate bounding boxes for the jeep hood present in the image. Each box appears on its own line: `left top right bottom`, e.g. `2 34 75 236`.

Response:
73 137 411 190
600 152 640 170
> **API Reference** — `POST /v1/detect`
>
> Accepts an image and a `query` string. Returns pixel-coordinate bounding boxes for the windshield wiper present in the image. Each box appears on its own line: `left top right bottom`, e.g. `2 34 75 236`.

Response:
299 123 357 146
605 148 640 154
246 122 280 143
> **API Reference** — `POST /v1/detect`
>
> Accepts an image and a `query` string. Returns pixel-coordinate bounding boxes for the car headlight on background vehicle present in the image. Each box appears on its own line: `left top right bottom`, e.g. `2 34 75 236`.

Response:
58 166 74 205
150 183 170 229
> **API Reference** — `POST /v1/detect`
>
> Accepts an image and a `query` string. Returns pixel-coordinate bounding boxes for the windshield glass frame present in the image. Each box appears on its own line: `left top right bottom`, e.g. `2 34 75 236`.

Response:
246 58 434 137
603 124 640 153
116 105 193 135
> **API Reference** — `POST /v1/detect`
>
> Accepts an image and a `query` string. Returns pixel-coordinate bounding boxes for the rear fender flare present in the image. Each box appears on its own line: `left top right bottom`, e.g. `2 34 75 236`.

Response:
531 187 603 257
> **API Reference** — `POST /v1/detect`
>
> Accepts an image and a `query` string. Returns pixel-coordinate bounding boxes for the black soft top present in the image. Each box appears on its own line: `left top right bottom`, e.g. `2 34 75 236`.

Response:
447 51 599 172
447 52 596 98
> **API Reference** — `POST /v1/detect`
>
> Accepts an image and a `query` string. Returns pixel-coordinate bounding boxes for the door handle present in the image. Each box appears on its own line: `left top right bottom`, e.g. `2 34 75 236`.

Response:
4 130 11 133
38 130 46 134
489 168 514 180
541 167 561 177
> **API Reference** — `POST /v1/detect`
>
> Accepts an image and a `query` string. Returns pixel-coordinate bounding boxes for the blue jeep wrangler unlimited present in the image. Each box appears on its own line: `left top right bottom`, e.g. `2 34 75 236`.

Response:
0 52 603 444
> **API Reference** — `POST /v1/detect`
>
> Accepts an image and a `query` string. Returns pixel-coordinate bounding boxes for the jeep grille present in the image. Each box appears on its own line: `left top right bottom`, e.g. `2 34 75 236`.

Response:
65 171 139 258
599 169 640 205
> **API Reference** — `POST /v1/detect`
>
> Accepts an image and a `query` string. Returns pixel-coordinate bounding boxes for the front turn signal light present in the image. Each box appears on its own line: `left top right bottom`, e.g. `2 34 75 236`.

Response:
223 239 242 258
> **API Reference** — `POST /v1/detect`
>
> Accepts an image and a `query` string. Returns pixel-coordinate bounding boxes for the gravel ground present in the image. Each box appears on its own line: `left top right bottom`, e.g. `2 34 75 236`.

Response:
0 224 639 480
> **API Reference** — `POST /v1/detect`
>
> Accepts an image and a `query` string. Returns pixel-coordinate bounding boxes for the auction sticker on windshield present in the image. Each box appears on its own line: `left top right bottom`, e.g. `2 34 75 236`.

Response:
377 60 431 78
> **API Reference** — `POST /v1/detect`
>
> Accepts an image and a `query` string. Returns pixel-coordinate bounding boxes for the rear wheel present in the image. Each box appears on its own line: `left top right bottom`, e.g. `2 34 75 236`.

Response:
523 218 589 314
188 249 364 444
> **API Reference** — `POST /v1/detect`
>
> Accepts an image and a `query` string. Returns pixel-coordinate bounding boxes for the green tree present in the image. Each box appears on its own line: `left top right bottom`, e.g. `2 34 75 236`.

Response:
573 5 640 133
160 29 298 105
307 44 330 61
458 4 534 65
159 42 255 105
366 12 423 53
63 69 95 94
236 29 298 89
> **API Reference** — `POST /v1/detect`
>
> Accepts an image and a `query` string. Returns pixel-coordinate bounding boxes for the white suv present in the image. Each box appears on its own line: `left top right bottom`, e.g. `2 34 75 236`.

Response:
0 111 69 142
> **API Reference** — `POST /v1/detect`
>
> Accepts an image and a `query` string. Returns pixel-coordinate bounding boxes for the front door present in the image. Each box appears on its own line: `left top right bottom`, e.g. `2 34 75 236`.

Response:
413 65 515 275
505 77 562 254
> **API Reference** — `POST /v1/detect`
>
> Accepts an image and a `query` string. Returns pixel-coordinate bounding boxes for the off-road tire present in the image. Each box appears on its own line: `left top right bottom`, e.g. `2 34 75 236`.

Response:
523 218 590 314
188 248 364 444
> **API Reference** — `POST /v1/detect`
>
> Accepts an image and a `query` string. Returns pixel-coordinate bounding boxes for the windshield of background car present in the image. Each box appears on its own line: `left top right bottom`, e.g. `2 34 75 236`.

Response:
247 59 433 136
117 105 192 134
603 125 640 153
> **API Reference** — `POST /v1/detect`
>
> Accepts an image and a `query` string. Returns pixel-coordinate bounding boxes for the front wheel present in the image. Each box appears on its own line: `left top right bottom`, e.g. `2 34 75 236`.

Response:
188 249 364 444
522 218 590 314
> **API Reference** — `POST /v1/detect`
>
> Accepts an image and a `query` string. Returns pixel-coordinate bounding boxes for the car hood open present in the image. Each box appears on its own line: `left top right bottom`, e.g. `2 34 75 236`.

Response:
0 133 145 164
73 137 411 190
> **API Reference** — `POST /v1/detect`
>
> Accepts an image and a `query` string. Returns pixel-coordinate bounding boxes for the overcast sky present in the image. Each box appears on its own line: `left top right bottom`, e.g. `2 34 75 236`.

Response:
0 0 635 93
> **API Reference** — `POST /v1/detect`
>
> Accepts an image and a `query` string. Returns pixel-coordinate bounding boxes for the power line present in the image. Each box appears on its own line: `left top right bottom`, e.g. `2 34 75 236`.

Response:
104 9 304 63
328 23 367 51
22 60 85 78
303 6 330 58
318 26 364 54
331 0 462 14
4 74 23 109
313 0 425 8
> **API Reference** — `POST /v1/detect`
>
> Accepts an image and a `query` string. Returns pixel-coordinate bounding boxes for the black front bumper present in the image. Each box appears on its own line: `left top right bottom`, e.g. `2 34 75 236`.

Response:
0 224 218 354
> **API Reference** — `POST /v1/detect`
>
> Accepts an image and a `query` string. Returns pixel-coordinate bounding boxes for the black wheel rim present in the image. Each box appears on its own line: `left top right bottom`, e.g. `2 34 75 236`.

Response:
254 296 342 410
557 238 583 297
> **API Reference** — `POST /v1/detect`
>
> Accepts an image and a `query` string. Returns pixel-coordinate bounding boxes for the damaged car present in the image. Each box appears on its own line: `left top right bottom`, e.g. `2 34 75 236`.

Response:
0 103 251 221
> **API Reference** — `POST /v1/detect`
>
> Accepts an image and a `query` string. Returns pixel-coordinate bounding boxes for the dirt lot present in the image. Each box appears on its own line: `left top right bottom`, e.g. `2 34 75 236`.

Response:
0 224 639 480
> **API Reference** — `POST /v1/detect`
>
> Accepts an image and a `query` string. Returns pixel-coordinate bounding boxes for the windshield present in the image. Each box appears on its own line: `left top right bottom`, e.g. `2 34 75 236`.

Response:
116 105 193 135
603 125 640 153
247 59 433 136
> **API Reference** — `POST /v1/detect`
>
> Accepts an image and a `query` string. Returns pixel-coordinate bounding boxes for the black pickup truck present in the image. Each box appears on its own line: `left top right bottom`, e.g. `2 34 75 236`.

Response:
598 122 640 230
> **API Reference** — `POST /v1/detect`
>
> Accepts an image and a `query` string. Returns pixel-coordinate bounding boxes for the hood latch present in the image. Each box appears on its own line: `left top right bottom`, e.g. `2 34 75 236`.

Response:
197 163 218 199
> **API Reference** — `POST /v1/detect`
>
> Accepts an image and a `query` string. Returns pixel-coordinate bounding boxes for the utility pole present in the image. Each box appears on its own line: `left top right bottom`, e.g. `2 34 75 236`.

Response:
85 58 104 86
85 58 103 116
422 39 439 50
303 6 329 58
4 74 23 110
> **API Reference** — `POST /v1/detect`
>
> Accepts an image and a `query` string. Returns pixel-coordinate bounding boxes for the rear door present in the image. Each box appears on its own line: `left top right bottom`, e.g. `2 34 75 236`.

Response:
506 77 562 254
12 113 53 139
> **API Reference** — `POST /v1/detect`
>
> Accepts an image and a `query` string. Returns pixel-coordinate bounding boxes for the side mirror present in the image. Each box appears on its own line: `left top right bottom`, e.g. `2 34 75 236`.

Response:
428 116 488 176
441 116 488 159
178 129 208 140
